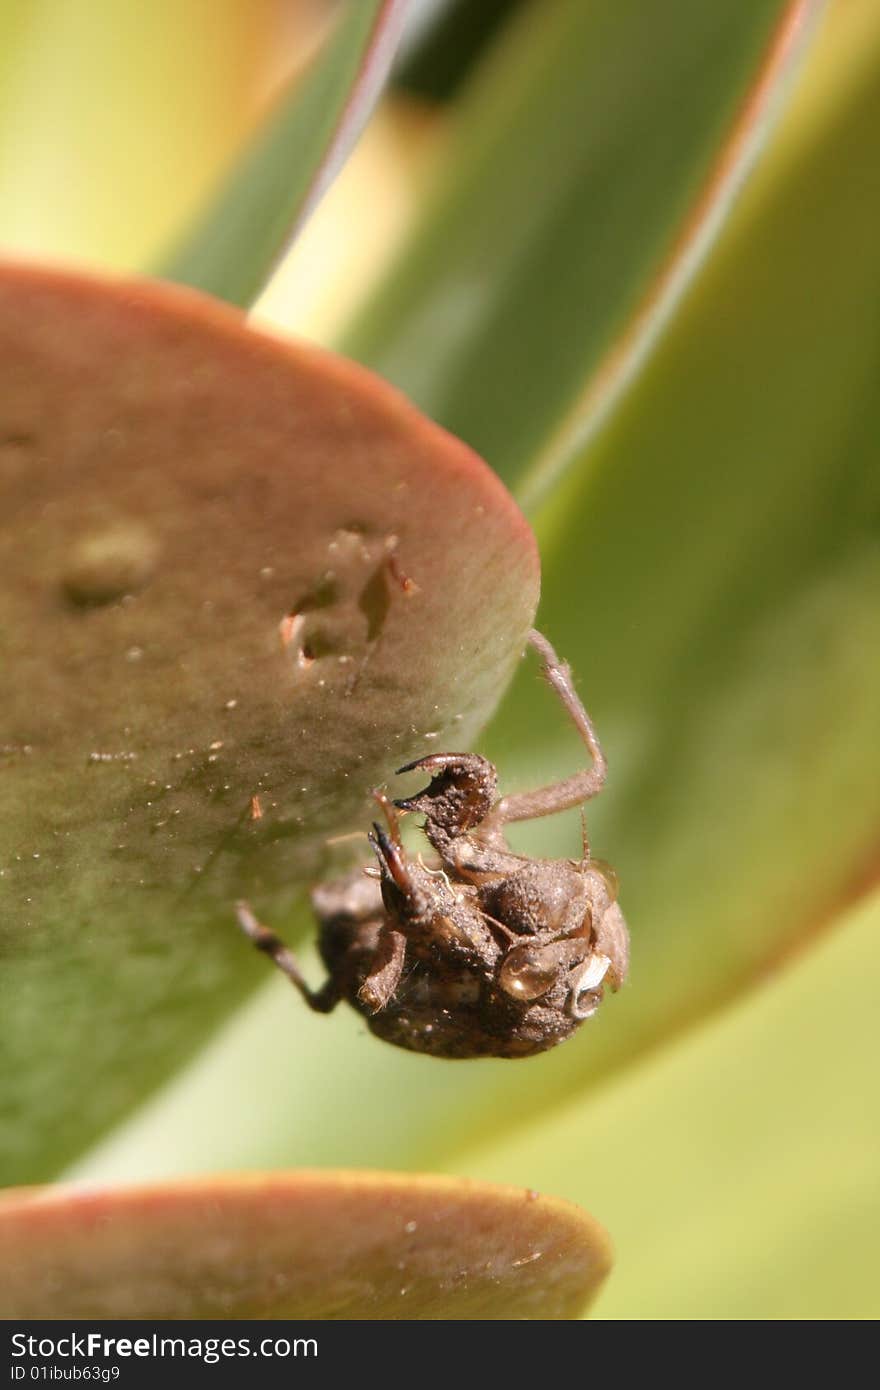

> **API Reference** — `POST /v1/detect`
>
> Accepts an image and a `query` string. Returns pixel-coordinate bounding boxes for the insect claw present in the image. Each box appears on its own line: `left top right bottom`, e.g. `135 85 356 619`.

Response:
395 752 465 777
393 752 498 841
393 755 459 814
370 822 413 895
371 785 403 842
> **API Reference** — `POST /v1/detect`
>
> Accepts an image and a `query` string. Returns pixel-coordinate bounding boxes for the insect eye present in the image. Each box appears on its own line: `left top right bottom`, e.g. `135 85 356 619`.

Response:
498 945 558 1001
590 857 620 901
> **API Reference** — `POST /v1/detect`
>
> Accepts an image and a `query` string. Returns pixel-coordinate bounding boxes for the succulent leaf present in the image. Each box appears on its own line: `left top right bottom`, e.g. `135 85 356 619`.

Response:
0 1171 611 1319
0 264 538 1185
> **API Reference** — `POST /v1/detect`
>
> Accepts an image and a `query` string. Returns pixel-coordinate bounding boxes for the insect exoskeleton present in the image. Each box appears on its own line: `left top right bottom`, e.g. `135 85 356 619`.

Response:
236 629 629 1059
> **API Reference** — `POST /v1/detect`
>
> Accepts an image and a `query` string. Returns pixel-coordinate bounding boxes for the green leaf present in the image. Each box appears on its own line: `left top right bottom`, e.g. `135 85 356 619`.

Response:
452 885 880 1319
0 1172 611 1319
342 0 824 495
159 1 410 307
0 263 538 1186
474 0 880 1123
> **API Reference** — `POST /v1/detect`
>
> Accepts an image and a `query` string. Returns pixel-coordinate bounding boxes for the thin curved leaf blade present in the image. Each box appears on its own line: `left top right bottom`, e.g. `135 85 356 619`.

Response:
160 1 412 307
0 1171 610 1319
0 263 538 1186
474 0 880 1124
342 0 824 493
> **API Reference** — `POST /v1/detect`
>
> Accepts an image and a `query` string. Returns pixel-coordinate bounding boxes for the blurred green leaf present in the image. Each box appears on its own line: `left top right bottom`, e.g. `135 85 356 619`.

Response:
159 0 410 307
0 1171 610 1319
474 0 880 1128
454 885 880 1319
343 0 824 494
0 264 537 1187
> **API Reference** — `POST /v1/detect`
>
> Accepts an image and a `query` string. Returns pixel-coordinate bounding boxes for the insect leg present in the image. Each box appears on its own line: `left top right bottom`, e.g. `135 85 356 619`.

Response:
357 926 407 1013
235 901 340 1013
494 628 607 826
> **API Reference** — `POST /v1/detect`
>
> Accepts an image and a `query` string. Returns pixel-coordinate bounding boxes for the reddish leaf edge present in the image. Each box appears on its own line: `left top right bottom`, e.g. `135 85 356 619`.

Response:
2 257 539 590
0 1169 612 1321
290 0 414 247
518 0 828 512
